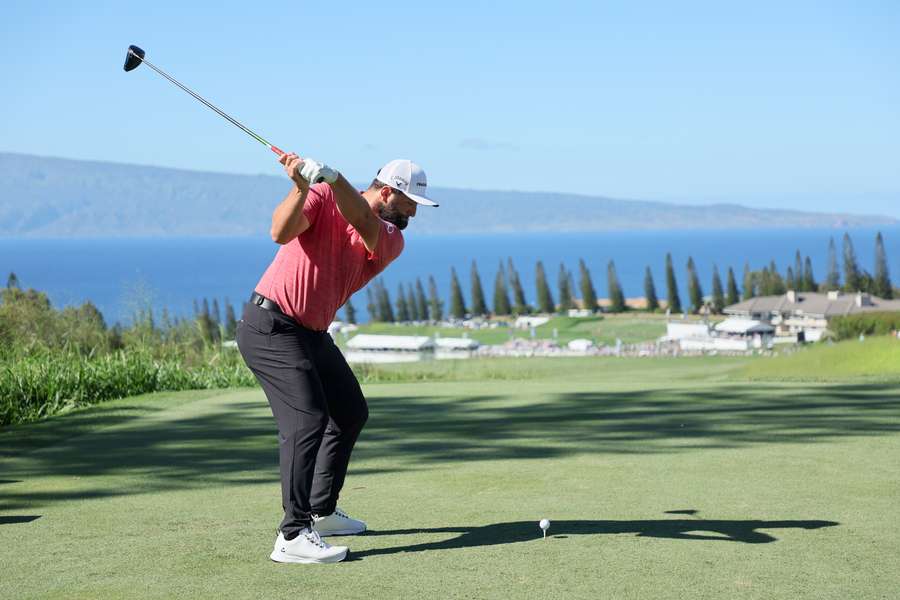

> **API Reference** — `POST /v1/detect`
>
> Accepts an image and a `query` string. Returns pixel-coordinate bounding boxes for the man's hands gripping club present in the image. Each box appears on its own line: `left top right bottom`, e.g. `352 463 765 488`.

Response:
280 152 339 187
271 152 381 251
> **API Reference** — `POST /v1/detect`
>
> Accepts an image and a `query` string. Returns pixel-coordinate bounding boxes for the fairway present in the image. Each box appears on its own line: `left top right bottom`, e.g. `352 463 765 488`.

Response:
2 357 899 599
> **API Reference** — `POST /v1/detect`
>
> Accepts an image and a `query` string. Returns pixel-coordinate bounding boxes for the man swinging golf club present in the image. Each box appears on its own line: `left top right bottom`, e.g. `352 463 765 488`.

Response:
237 153 438 564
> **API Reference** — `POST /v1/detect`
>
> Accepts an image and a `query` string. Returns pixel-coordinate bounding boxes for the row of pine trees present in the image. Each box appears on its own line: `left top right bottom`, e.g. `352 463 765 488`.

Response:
357 231 894 323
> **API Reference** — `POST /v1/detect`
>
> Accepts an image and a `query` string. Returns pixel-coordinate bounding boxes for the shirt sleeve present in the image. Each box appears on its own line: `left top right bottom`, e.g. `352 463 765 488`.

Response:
301 183 331 227
366 220 405 275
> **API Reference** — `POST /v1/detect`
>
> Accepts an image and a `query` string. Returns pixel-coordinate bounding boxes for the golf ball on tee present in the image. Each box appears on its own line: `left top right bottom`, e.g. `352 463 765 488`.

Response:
539 519 550 531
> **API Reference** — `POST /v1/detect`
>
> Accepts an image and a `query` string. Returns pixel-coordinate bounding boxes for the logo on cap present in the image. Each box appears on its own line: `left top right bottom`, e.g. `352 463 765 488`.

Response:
391 176 409 188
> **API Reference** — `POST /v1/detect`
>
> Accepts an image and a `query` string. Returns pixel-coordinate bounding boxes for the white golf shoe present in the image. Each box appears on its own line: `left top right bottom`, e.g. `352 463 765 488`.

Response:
269 527 348 564
312 507 367 536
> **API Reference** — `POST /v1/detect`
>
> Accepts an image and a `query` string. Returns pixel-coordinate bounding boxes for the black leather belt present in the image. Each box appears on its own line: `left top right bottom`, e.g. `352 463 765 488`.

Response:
249 292 283 314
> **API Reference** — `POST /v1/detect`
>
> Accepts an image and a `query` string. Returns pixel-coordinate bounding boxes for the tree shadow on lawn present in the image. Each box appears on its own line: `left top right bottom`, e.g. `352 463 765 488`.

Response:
0 515 41 526
360 382 900 462
1 383 898 509
352 518 839 558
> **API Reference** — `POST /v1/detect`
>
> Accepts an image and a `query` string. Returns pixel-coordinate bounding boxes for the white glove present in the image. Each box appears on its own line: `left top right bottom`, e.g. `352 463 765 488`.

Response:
299 159 339 184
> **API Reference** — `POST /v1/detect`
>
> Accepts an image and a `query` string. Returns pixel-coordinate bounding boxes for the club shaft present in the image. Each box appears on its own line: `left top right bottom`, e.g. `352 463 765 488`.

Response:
135 52 283 155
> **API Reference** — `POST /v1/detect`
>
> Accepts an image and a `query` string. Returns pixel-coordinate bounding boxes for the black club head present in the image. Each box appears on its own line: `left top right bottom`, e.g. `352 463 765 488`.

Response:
123 45 145 72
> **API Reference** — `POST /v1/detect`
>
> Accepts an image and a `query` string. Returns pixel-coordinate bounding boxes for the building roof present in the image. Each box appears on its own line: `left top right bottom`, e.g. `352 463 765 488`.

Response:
725 291 900 318
714 318 775 334
346 334 435 351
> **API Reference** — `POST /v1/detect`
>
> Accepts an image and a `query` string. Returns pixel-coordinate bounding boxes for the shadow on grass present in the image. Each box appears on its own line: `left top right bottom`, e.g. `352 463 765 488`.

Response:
1 382 898 509
0 515 41 525
351 518 839 558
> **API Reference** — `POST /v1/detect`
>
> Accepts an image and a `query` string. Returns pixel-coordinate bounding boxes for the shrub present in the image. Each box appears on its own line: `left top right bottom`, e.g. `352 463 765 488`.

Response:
830 312 900 340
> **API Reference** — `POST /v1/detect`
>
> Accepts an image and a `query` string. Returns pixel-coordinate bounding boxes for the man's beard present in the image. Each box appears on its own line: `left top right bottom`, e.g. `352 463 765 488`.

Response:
378 204 409 230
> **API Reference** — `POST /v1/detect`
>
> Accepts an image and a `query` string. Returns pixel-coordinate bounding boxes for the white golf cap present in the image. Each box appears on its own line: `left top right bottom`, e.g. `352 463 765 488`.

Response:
375 159 438 207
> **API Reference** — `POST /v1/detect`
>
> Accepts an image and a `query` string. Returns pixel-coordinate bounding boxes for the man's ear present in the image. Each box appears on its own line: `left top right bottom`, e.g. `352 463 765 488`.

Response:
380 186 393 202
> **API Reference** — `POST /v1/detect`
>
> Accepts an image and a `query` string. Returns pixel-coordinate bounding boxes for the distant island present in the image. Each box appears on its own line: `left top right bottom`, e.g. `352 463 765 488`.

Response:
0 152 895 237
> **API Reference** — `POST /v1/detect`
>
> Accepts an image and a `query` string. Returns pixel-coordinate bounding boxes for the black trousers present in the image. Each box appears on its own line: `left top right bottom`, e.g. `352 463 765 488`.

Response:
236 302 368 538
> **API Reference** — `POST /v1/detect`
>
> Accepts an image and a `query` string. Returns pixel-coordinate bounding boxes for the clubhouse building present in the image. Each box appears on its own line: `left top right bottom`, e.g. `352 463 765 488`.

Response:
724 290 900 342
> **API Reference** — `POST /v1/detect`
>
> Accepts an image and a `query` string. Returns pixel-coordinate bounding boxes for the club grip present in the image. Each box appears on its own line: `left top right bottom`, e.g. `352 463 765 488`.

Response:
270 145 284 156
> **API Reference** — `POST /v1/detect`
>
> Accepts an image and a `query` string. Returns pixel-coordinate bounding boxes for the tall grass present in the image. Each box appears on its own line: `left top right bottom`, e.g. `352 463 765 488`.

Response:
1 349 255 426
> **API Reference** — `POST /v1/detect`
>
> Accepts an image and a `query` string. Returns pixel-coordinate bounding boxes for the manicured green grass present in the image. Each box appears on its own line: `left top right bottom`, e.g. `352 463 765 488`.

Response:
353 314 669 346
539 313 670 345
737 335 900 382
2 356 898 599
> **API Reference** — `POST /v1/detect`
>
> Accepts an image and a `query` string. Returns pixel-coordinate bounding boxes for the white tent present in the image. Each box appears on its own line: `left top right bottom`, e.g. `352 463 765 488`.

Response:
714 318 775 335
665 321 711 340
434 337 480 350
567 338 595 352
346 334 435 351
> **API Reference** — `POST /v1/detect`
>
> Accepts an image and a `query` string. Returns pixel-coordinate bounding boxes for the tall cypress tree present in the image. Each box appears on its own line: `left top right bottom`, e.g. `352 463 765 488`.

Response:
211 299 221 326
493 262 512 316
803 257 817 292
874 231 893 298
396 283 411 322
686 257 703 313
769 260 786 295
470 260 488 316
726 267 739 306
842 233 861 292
711 265 725 314
344 296 357 324
371 280 385 322
794 250 804 291
785 267 795 292
644 266 659 311
568 270 577 307
6 272 20 289
449 267 467 319
665 253 682 313
377 280 395 322
535 261 554 314
758 266 772 296
366 288 378 322
607 261 625 312
405 285 418 321
557 263 573 313
224 301 237 339
415 278 429 322
826 237 840 291
578 258 598 313
508 258 529 315
742 263 754 300
428 276 443 321
197 298 217 345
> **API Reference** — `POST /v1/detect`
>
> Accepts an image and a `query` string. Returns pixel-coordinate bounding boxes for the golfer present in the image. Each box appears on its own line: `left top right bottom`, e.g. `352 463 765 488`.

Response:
237 153 437 564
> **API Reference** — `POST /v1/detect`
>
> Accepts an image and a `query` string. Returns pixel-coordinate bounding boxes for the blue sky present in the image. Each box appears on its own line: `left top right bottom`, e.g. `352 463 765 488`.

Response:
2 1 899 215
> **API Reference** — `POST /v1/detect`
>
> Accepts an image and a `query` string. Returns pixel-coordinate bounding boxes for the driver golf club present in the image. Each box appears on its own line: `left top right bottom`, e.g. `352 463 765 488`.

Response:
123 45 285 156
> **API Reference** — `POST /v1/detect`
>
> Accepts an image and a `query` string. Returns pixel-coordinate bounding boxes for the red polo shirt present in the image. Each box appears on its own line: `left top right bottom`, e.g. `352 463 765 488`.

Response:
254 183 404 331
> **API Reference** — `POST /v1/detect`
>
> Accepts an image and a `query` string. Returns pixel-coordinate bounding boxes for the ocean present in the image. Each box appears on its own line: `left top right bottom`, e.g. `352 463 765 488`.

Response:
2 226 898 324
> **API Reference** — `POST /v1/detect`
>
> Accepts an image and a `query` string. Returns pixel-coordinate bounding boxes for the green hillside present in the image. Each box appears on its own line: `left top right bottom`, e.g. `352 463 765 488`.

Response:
736 335 900 382
348 314 669 346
